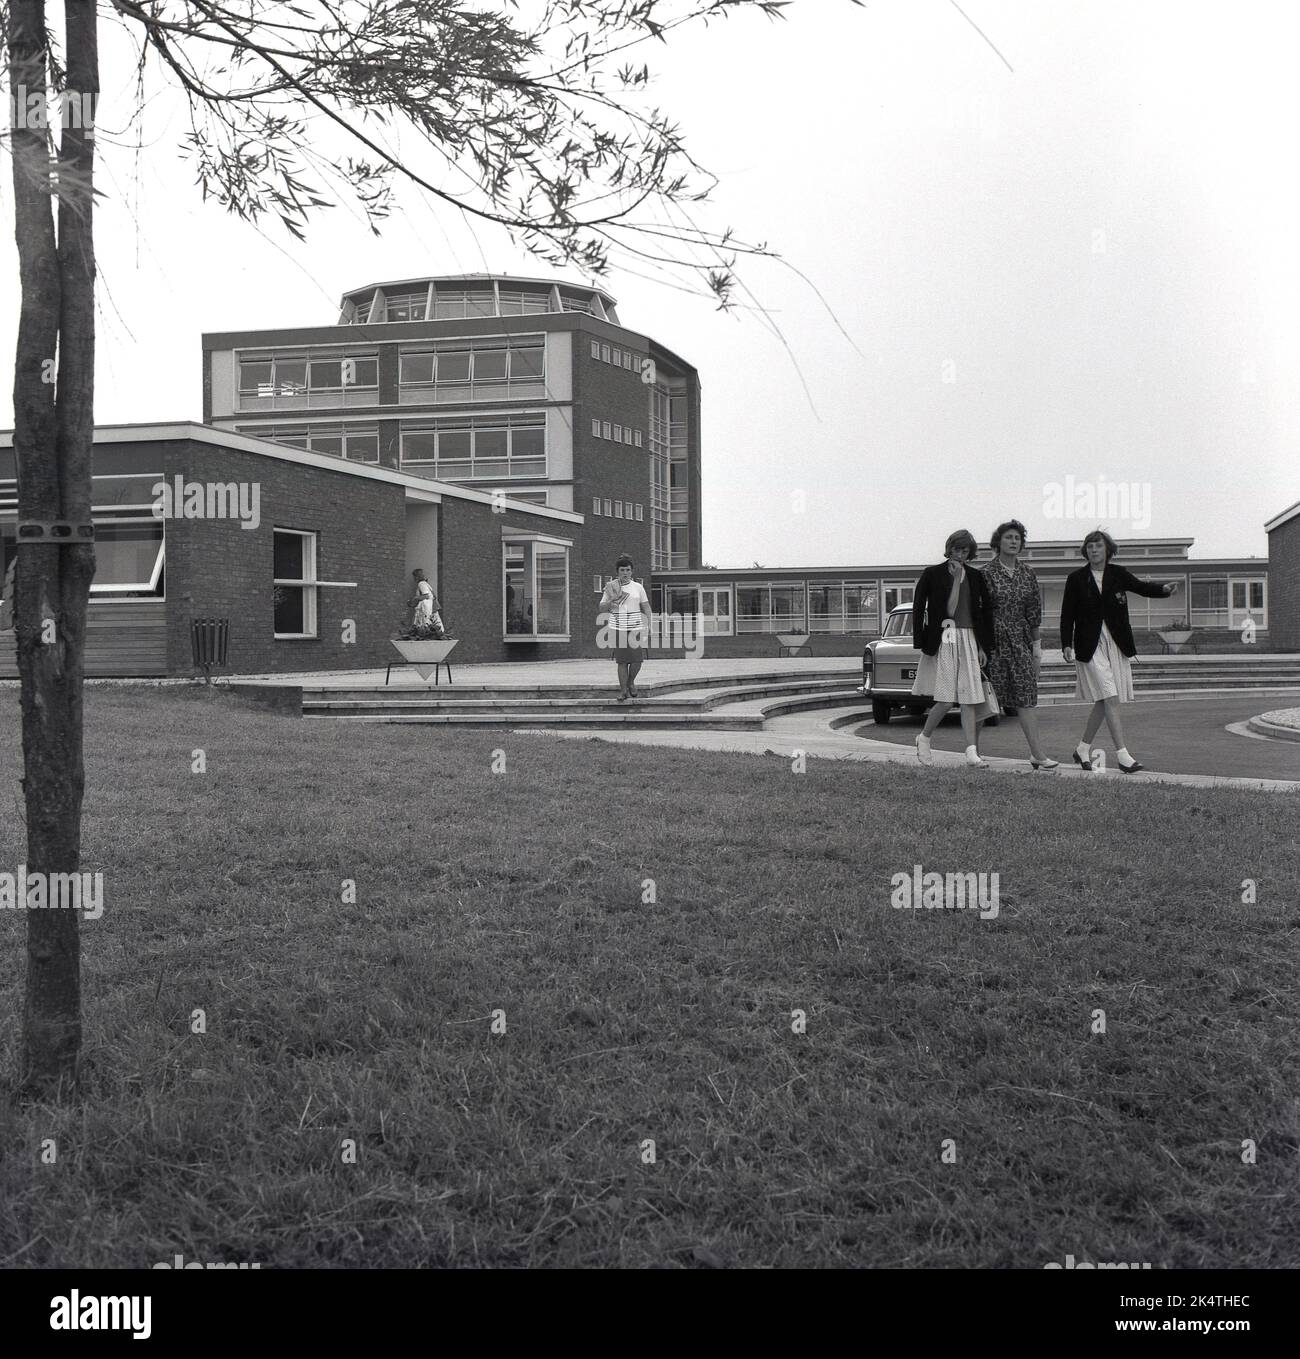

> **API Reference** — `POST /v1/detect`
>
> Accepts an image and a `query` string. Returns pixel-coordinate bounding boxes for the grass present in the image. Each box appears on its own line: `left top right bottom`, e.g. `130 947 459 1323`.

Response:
1 684 1298 1268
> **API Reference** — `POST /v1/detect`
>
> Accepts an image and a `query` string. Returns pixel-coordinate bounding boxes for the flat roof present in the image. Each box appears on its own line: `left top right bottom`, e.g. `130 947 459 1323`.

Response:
0 422 584 524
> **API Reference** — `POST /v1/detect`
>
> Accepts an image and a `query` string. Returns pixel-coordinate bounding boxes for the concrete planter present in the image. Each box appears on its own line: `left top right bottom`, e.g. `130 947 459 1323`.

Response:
776 632 811 656
1156 629 1194 654
388 637 459 682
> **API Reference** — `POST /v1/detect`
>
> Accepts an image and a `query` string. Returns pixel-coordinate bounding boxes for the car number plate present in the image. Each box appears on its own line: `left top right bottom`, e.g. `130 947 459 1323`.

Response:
902 668 916 680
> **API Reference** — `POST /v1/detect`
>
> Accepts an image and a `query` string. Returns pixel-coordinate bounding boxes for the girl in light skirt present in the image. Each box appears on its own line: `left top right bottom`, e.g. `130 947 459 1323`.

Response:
911 529 997 768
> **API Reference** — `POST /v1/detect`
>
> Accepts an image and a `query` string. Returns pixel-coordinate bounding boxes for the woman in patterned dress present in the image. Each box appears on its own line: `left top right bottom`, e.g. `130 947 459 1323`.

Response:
981 520 1059 770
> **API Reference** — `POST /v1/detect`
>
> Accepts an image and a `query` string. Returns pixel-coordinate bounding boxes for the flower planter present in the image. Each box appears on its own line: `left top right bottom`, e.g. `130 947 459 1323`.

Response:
1156 629 1193 655
775 632 811 657
388 637 459 683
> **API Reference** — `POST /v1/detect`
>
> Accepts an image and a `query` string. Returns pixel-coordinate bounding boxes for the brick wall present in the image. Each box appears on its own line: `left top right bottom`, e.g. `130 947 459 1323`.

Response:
161 440 407 675
571 332 654 586
1266 517 1299 650
435 494 596 662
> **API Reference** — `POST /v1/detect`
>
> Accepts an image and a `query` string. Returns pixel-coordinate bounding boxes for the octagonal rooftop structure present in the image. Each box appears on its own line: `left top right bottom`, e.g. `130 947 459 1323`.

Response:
338 273 620 326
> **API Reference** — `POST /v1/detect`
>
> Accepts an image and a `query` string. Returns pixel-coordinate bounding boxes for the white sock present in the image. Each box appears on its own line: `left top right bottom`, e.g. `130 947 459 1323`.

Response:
917 733 931 745
1076 741 1091 761
965 745 982 764
1117 747 1134 766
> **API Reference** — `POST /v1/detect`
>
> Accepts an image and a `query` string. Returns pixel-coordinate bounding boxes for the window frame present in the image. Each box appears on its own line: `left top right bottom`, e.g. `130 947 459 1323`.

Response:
272 527 319 639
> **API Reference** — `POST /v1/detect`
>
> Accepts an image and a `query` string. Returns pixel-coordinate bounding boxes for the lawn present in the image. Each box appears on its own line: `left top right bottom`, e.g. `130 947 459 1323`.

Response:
1 684 1297 1268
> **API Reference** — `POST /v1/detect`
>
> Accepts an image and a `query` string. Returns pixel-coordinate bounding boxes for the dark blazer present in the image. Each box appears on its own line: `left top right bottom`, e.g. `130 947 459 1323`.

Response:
912 561 996 657
1060 563 1170 661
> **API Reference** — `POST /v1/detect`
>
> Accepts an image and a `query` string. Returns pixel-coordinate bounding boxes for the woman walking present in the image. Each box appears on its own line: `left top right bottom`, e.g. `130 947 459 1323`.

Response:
1060 529 1179 773
600 554 651 701
911 529 996 768
980 520 1058 769
410 568 445 637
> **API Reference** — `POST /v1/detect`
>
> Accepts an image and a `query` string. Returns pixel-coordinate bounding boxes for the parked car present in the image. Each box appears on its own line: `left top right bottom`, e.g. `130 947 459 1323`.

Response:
860 603 998 726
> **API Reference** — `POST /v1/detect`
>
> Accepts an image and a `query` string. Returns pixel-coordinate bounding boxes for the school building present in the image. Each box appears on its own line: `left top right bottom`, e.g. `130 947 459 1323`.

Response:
0 272 1288 675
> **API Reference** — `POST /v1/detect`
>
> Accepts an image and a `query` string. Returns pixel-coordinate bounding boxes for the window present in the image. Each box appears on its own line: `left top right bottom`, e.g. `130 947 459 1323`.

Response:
591 341 601 359
237 423 379 463
273 529 318 638
561 294 596 315
624 427 633 443
592 497 601 515
89 522 165 598
384 292 428 322
635 504 644 522
601 344 612 363
434 287 494 319
238 351 377 408
623 352 634 370
615 501 624 518
613 426 623 443
491 489 547 506
398 337 543 395
604 499 612 516
503 537 570 639
592 418 601 437
634 430 642 447
402 413 545 479
498 289 551 315
1191 579 1228 611
348 296 374 323
594 575 604 594
602 422 612 439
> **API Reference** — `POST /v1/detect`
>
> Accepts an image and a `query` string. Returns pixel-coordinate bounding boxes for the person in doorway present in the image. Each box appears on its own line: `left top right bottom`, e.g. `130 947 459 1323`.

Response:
410 568 445 638
911 529 996 768
1060 529 1179 774
600 554 651 701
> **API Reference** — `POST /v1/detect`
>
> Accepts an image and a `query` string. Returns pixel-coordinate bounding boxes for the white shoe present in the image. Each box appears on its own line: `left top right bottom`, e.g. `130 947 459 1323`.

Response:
915 734 934 766
965 747 988 768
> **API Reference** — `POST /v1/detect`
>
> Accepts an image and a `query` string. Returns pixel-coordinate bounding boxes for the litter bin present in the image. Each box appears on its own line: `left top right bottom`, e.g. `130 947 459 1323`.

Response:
190 617 230 684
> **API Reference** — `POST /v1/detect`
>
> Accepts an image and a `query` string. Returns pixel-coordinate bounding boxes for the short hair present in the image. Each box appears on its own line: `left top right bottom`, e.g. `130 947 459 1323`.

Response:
615 554 634 570
990 520 1028 552
411 567 426 578
1079 529 1118 561
943 529 979 562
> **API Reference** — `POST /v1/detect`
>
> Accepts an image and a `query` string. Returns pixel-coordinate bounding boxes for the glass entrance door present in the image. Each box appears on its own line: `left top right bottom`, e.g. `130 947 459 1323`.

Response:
1228 577 1266 631
699 587 733 636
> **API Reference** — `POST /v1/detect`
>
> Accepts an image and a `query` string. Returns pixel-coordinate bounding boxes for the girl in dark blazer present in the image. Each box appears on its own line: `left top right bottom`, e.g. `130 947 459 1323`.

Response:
1060 529 1179 773
911 529 997 768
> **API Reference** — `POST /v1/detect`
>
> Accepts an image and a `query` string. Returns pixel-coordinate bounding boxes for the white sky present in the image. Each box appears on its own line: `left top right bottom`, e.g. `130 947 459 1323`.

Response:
2 0 1295 566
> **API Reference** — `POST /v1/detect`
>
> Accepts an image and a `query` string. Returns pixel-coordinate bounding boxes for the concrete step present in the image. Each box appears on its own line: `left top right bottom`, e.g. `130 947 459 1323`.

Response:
302 710 766 729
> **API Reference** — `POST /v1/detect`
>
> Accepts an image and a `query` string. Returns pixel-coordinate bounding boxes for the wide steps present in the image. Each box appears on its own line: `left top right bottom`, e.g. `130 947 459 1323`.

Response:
305 709 766 729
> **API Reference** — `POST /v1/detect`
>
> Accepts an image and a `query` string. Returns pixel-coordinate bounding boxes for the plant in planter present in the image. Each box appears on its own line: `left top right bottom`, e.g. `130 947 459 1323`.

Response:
389 614 459 682
1156 617 1194 653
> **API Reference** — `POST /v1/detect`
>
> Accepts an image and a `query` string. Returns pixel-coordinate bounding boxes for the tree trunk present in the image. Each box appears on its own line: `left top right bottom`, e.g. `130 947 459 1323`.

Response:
7 0 99 1093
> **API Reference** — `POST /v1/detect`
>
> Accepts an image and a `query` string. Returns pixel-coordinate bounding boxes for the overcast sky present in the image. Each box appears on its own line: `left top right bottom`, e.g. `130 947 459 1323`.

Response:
1 0 1294 566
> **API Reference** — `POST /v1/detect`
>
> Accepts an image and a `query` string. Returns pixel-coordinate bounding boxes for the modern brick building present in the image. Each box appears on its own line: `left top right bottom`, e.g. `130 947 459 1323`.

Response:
1264 499 1300 651
0 424 590 677
201 272 702 574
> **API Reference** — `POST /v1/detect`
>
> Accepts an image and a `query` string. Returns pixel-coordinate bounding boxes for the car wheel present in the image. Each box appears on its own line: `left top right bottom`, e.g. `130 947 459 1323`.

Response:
871 700 892 725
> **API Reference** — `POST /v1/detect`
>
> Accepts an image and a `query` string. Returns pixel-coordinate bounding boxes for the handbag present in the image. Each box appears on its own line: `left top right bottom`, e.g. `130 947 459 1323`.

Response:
973 668 1001 723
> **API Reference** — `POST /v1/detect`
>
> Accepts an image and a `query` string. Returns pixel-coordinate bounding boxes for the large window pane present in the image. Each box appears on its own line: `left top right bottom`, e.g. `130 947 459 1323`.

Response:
475 428 508 461
511 426 545 459
400 353 435 385
536 545 568 634
472 349 508 381
239 360 272 394
275 360 307 394
509 346 544 379
92 523 163 594
505 546 532 633
438 352 470 382
309 360 342 390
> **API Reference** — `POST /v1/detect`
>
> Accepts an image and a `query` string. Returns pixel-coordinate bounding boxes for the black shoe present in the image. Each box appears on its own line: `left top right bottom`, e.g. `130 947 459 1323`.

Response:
1071 751 1093 771
628 685 639 698
1118 757 1144 774
616 690 628 703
